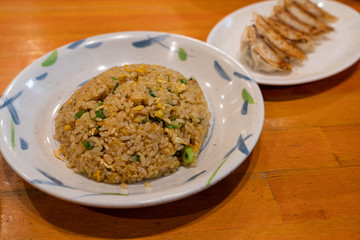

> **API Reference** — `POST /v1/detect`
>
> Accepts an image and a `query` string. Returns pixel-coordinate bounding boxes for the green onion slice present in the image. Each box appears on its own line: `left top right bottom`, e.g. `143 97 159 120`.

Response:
95 108 106 119
181 146 194 163
150 116 162 122
166 122 182 129
74 109 87 119
113 82 119 94
131 154 140 161
142 116 149 123
148 88 156 97
180 78 188 85
82 141 94 150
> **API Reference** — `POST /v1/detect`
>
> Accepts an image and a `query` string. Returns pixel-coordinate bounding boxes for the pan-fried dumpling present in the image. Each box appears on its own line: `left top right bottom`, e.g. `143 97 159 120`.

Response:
254 13 307 62
266 17 316 53
240 25 292 72
273 6 323 37
291 0 338 23
279 0 333 34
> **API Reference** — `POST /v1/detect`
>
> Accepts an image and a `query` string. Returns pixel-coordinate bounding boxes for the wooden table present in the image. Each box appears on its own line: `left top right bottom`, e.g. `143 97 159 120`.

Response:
1 0 359 239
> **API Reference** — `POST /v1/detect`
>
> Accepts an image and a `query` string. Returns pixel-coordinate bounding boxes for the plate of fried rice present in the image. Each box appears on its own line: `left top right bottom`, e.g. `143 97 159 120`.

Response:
0 31 264 208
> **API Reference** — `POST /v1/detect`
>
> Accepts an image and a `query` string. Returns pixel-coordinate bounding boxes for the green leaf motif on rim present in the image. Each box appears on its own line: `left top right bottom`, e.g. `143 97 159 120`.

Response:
242 88 255 104
178 47 187 61
41 50 58 67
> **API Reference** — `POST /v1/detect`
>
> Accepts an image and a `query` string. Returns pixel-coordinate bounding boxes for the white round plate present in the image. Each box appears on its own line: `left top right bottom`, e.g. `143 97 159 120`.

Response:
0 31 264 208
207 0 360 85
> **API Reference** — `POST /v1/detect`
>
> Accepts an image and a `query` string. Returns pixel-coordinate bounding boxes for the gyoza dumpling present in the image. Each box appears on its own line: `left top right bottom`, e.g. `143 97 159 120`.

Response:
241 25 292 72
291 0 338 23
272 6 324 37
280 0 334 34
254 13 307 62
267 17 316 53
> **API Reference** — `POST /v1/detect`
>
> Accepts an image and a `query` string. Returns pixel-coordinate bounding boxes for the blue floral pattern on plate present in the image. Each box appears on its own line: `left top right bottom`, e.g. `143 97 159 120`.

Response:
132 34 192 61
206 133 253 187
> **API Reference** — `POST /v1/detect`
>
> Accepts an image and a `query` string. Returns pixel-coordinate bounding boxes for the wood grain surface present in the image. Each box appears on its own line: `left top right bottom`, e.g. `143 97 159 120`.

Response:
1 0 359 239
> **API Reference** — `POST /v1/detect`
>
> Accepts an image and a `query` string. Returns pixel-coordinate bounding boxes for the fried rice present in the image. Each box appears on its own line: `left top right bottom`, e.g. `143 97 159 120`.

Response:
53 64 210 184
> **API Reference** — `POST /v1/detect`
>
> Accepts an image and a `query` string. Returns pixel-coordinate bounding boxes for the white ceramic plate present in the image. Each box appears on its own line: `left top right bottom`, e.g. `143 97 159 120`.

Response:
207 0 360 85
0 31 264 208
